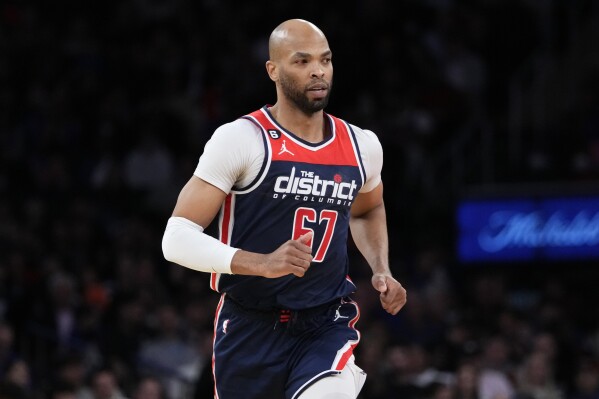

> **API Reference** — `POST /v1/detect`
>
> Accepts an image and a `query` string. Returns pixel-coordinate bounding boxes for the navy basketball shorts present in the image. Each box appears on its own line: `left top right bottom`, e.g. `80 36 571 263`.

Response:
212 294 361 399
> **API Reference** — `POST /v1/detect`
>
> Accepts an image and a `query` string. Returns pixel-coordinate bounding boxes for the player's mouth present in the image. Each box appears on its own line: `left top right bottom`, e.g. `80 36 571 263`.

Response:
307 84 329 97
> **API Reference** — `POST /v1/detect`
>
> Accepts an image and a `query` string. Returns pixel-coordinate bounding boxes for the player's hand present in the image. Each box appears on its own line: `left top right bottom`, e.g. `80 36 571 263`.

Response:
261 232 313 278
372 273 407 315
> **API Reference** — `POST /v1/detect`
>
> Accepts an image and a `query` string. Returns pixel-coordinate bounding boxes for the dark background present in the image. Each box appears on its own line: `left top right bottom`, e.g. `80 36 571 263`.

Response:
1 0 599 398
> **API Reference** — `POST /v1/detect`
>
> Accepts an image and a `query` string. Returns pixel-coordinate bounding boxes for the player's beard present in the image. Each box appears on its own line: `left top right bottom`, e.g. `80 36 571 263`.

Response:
279 72 332 115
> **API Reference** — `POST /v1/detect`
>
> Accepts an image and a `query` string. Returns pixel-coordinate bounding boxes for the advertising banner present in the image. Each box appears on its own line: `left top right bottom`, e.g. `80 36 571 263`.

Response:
457 196 599 263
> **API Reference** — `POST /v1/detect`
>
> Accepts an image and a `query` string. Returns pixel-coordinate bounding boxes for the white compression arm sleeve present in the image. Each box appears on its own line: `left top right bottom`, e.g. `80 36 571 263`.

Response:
162 216 238 274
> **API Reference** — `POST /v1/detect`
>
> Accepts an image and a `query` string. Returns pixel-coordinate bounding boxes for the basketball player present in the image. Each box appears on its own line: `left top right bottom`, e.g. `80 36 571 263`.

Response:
162 19 407 399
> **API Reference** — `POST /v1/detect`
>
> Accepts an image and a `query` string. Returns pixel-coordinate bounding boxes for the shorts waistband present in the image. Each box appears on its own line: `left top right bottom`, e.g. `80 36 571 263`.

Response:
225 296 341 324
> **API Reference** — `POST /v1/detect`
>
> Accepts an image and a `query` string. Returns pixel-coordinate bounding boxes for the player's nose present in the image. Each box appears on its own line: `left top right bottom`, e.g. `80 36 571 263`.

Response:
310 66 325 79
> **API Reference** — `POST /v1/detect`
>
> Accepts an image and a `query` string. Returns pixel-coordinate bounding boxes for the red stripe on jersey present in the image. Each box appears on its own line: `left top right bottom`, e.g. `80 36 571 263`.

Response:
220 194 233 245
210 273 219 292
248 109 360 166
212 294 226 399
335 343 358 371
348 299 360 329
334 299 361 371
211 194 233 292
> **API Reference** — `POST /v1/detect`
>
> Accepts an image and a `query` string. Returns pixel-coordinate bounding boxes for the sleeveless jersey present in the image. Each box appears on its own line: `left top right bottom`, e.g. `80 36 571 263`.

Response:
210 106 367 310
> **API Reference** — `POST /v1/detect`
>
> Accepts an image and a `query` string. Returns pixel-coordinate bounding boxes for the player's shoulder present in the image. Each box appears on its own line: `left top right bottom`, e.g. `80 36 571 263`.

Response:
346 122 381 147
213 117 262 138
208 117 263 150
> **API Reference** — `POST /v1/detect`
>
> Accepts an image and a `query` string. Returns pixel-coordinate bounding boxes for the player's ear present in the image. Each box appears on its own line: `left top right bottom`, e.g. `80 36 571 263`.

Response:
266 60 278 82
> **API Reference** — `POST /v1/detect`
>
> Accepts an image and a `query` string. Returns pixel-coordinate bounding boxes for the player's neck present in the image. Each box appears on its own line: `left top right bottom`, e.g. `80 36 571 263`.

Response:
268 103 327 143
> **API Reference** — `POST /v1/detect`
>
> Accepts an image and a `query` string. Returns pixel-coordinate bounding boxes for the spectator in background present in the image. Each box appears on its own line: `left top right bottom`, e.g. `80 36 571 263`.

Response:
454 361 480 399
384 343 455 399
130 376 165 399
78 369 127 399
514 351 563 399
48 381 77 399
123 133 179 212
529 332 569 386
571 359 599 399
432 382 458 399
2 360 31 397
477 335 516 399
53 353 89 399
90 152 125 192
100 297 148 382
30 270 85 375
386 344 424 399
123 135 173 192
137 304 201 399
0 324 18 377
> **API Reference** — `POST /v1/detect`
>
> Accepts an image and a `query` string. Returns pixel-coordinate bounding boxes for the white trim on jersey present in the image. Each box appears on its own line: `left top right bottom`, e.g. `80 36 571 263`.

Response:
345 276 357 290
231 115 273 195
341 120 366 188
332 339 360 370
331 300 361 370
291 369 342 399
210 272 221 292
260 108 337 151
211 194 237 292
296 357 366 399
218 194 236 245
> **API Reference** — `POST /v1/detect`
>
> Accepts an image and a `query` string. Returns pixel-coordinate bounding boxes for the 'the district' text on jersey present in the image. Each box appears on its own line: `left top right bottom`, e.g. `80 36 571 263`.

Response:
273 167 359 204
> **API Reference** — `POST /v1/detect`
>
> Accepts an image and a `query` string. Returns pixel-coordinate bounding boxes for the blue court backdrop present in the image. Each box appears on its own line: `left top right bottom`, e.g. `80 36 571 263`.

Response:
457 195 599 263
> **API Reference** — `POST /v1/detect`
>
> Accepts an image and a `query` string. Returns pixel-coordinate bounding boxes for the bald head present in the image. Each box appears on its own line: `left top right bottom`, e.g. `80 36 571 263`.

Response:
268 19 328 61
265 19 333 116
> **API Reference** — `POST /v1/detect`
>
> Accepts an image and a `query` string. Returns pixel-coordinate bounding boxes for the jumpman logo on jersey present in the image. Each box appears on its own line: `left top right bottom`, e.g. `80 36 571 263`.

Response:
333 306 349 321
278 140 294 156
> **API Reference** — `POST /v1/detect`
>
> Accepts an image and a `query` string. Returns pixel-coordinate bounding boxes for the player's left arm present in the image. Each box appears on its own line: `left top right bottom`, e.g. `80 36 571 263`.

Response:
350 182 407 315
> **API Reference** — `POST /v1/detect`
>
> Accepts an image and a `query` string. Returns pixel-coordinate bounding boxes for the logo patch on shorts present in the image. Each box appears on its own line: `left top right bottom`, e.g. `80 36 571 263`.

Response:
333 306 349 321
223 319 230 334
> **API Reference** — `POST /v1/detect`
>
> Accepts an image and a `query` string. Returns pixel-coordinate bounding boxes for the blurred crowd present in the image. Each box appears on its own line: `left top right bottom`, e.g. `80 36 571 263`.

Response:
1 0 599 398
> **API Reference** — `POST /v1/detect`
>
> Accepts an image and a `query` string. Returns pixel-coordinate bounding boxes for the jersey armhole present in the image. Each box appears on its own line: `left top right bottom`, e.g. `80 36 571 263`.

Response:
231 116 271 193
344 121 367 188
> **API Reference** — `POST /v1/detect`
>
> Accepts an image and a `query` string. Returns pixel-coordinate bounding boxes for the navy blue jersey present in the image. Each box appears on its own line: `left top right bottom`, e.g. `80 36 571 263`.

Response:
210 106 367 310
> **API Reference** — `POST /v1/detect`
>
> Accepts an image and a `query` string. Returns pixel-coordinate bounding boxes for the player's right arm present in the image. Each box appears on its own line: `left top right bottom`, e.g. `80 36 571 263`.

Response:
161 120 312 278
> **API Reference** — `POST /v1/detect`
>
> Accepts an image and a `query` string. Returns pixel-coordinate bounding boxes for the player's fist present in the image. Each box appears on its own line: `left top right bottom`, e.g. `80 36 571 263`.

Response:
372 273 406 315
261 232 314 278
